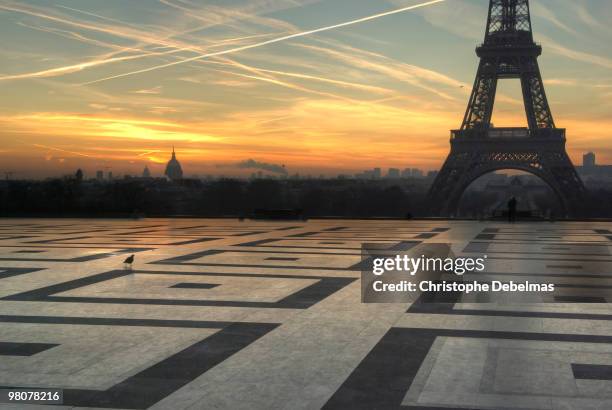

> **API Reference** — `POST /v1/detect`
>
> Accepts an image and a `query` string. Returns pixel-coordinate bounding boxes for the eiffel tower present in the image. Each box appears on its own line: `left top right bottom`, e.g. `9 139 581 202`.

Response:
427 0 585 217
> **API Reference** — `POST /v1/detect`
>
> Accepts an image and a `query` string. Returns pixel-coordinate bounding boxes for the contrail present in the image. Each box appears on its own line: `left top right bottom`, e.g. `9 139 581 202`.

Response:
0 48 190 81
83 0 445 85
211 59 393 94
32 143 94 158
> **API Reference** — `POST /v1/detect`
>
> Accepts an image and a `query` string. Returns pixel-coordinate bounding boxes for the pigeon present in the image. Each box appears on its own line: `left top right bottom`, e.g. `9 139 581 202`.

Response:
123 254 135 270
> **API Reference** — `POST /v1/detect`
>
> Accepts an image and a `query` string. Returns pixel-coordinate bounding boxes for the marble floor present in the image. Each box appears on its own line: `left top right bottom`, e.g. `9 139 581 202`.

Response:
0 218 611 409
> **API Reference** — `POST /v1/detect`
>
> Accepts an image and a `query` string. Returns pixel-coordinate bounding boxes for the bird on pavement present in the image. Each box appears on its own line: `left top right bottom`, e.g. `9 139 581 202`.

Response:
123 254 135 270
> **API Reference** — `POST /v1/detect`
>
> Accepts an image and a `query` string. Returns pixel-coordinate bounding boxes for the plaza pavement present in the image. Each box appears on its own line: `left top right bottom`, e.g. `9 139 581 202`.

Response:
0 218 611 409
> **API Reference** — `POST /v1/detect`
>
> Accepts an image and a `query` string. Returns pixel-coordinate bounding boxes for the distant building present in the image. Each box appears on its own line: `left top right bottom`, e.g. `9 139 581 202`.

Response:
427 170 439 179
142 166 151 178
401 168 412 178
96 170 104 180
583 152 596 169
363 170 375 179
355 168 397 180
108 171 113 180
387 168 400 179
164 147 184 181
75 169 83 181
411 168 424 178
576 151 612 184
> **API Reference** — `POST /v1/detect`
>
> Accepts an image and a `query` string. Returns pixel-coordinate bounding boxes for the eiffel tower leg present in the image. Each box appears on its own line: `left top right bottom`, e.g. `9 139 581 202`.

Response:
540 151 586 216
428 146 473 217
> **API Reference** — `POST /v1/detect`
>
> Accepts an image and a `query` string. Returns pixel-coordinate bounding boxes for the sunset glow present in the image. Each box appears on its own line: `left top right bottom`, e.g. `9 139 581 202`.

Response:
1 0 611 178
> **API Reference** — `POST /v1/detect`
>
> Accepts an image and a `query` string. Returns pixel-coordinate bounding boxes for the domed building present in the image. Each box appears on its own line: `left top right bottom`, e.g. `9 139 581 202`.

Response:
164 147 183 181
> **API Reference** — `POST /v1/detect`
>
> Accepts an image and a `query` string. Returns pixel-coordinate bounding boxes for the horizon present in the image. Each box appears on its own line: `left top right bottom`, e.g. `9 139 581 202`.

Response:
1 0 611 178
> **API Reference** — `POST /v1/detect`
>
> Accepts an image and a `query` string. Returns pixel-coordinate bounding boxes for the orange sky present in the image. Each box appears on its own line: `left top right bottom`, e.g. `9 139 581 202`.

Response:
1 0 611 178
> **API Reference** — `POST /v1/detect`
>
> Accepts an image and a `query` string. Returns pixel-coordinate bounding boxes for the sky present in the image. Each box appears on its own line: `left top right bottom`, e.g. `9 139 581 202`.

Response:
0 0 611 179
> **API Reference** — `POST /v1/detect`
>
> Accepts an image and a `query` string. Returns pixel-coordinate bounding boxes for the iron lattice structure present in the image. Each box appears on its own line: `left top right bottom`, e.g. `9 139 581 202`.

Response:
428 0 585 217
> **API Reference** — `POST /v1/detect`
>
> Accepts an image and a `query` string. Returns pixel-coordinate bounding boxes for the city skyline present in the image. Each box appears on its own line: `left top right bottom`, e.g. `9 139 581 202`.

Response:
1 0 612 178
64 147 434 181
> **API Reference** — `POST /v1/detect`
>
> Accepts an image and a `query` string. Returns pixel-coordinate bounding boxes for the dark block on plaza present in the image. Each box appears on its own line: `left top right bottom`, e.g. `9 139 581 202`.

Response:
250 209 305 220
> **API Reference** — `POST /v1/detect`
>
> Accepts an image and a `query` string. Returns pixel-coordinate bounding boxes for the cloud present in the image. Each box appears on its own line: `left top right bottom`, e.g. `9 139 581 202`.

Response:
0 48 186 81
157 0 300 33
541 36 612 70
530 2 579 37
563 0 609 33
234 159 288 175
80 0 446 85
89 103 109 109
209 58 393 95
210 68 362 102
32 143 95 158
0 2 194 51
391 0 484 40
149 106 178 115
293 42 465 100
2 0 454 108
131 86 163 95
0 1 289 82
0 113 222 143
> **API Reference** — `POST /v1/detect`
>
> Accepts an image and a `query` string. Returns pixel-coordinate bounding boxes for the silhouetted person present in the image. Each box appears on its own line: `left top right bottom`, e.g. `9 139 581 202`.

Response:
123 254 134 270
507 197 517 223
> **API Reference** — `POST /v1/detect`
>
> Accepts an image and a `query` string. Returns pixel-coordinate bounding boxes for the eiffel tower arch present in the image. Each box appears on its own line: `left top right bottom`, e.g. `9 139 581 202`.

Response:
428 0 585 217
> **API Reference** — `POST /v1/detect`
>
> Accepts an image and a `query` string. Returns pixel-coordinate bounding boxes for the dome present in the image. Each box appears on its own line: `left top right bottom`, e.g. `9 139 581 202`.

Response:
164 147 183 180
